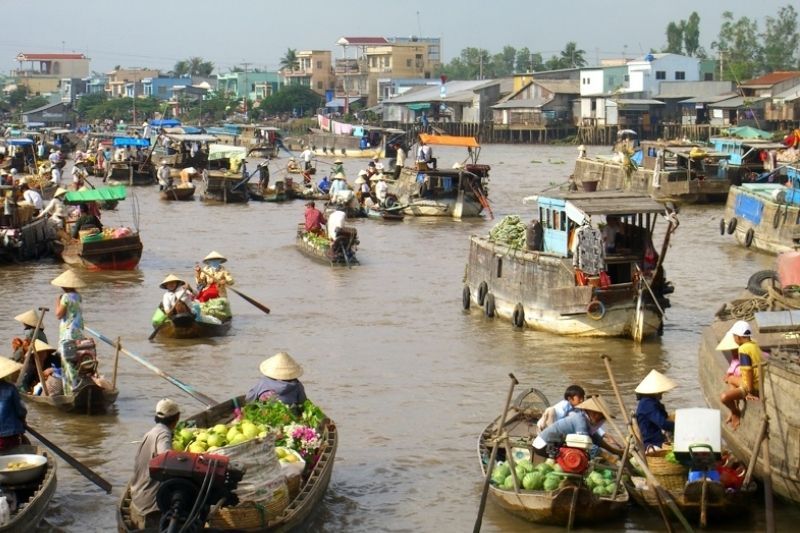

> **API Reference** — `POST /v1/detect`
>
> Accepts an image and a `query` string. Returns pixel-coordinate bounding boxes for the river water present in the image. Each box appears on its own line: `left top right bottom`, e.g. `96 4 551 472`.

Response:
2 144 798 532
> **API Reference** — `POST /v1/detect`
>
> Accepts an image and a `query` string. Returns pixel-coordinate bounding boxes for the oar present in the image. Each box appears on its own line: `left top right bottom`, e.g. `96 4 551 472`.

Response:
84 326 218 407
148 300 179 341
229 287 270 315
473 373 518 533
25 424 112 493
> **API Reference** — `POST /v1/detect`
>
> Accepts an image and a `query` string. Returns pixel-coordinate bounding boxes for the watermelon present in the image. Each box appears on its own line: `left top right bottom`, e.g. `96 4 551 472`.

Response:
593 485 607 496
502 475 516 490
543 474 561 491
536 462 554 475
515 465 527 481
517 459 534 473
602 469 614 480
522 472 537 490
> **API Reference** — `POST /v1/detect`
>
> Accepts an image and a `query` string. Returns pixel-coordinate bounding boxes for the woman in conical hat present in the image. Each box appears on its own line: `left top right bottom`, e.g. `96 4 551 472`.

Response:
51 270 85 344
245 352 307 408
634 369 677 452
195 251 234 302
0 356 28 451
11 309 48 363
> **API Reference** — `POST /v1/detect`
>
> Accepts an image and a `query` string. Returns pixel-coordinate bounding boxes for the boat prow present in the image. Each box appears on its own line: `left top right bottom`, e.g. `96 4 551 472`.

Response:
0 445 57 532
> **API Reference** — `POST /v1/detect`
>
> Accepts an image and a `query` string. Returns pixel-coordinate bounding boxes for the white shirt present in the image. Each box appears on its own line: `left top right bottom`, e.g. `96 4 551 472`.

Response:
50 167 61 184
330 179 347 194
327 210 346 239
300 149 312 163
48 152 60 165
162 287 193 312
23 189 43 210
72 166 86 181
421 145 432 162
40 196 67 220
396 147 406 167
157 166 171 186
375 180 388 202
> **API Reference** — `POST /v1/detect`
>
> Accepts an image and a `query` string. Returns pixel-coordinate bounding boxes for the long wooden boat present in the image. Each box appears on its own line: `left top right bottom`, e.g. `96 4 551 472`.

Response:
106 161 155 186
387 134 491 218
160 184 195 201
0 208 52 263
307 118 404 159
464 191 675 340
56 233 143 271
709 135 785 185
477 398 629 526
295 224 359 266
366 207 405 221
202 172 249 203
0 445 57 532
155 313 232 339
117 395 338 532
22 377 118 414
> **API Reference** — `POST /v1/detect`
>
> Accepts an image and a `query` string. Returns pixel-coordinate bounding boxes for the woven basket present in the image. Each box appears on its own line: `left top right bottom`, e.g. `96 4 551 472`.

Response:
646 450 688 491
286 472 302 499
207 487 290 530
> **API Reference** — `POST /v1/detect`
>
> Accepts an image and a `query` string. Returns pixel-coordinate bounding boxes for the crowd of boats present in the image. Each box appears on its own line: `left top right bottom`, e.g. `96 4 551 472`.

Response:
2 116 800 531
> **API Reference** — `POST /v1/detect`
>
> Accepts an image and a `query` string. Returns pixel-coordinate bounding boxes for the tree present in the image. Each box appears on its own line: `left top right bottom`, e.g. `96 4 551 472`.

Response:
20 96 48 112
665 21 684 54
259 85 322 116
440 47 491 79
559 42 586 68
76 93 108 119
712 11 762 81
683 12 701 56
490 46 517 76
173 60 190 77
280 48 298 72
173 57 213 77
762 5 800 73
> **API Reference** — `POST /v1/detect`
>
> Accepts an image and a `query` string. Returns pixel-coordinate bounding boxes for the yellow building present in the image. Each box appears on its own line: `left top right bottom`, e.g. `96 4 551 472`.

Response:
282 50 335 95
105 68 160 98
13 53 90 94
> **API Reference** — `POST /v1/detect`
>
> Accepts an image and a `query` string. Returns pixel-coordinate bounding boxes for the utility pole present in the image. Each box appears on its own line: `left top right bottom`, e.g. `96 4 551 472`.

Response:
241 61 251 116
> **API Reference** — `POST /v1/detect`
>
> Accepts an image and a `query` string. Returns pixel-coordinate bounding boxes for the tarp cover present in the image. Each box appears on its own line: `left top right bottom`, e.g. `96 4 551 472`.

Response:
6 138 34 145
64 185 127 204
418 133 480 148
208 143 246 161
150 119 181 127
113 137 150 147
721 126 773 140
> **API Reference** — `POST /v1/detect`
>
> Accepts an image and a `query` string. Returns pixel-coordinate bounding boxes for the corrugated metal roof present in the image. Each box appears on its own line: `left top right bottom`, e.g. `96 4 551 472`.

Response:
708 96 768 109
740 71 800 87
773 84 800 102
679 93 737 104
612 99 665 105
546 191 665 215
384 80 497 104
656 81 736 99
492 97 551 109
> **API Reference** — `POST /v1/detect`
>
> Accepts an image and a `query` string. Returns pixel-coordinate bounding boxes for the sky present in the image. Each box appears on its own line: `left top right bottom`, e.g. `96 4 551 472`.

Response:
1 0 793 76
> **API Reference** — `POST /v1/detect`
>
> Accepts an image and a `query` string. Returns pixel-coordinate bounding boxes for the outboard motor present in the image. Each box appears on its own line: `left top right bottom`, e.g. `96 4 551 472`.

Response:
556 434 592 475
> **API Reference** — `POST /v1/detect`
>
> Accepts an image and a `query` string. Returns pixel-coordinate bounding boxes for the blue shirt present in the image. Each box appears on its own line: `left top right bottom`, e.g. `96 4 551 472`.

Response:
0 380 27 437
318 178 331 193
635 396 674 448
538 411 602 446
245 377 307 406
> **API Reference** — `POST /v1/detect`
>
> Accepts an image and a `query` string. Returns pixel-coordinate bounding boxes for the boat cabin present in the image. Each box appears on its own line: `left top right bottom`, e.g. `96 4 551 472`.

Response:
152 132 218 168
709 137 784 169
2 138 37 172
640 140 731 180
207 143 247 172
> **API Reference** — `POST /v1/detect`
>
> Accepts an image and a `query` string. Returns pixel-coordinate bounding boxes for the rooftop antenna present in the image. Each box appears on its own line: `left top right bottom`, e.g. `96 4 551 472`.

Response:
416 11 422 37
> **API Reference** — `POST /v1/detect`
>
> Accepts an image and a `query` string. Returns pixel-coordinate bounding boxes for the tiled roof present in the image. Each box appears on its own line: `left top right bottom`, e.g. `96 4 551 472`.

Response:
740 71 800 87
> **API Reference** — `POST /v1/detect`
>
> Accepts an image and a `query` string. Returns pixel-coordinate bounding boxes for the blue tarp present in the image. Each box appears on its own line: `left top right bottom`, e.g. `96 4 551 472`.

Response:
149 119 181 128
182 126 203 134
7 138 34 145
113 137 150 148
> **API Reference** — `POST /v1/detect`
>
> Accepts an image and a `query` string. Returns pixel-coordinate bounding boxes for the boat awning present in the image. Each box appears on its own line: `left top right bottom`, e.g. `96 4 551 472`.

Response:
418 133 480 148
406 103 431 111
113 137 150 148
64 185 127 204
208 143 246 161
546 192 666 217
166 133 219 143
150 119 181 128
6 138 34 145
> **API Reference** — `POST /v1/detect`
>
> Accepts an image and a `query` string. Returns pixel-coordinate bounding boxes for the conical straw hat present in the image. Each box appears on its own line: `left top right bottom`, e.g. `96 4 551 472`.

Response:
716 331 739 351
259 352 303 380
0 356 23 380
635 369 677 395
202 251 227 263
159 274 185 289
51 269 86 288
54 187 67 198
34 339 56 354
14 309 41 328
577 396 615 418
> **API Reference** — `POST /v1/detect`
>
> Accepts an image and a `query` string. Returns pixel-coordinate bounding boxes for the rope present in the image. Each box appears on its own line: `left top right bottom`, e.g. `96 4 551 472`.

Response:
717 286 800 321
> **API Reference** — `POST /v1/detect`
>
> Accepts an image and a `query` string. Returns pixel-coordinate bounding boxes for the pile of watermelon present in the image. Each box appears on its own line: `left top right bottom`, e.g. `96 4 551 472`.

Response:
584 468 618 496
490 460 568 491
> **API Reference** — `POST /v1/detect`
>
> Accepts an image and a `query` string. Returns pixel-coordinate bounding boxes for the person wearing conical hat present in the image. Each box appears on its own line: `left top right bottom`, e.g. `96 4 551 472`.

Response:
36 186 70 230
10 309 48 363
331 157 344 176
17 340 62 394
158 274 195 319
720 320 763 430
354 169 371 205
245 352 307 408
634 369 677 452
194 251 234 302
0 356 28 451
533 395 621 458
156 159 172 191
52 270 85 345
374 170 389 206
287 157 300 172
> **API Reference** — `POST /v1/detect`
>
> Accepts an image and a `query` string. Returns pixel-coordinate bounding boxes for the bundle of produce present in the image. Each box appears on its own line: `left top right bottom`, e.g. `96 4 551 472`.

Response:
302 232 331 250
491 460 570 491
172 420 270 453
488 215 526 249
584 467 618 495
25 174 52 189
200 297 231 320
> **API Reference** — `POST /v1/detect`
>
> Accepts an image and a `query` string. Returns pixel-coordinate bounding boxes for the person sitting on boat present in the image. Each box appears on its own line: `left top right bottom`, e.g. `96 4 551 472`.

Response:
317 175 331 194
287 157 300 172
537 385 586 431
17 340 62 394
365 160 377 180
159 274 195 317
602 216 624 254
327 208 346 240
179 167 198 186
354 170 371 205
304 201 326 236
374 174 389 206
532 396 620 458
634 370 676 452
156 160 171 191
0 356 27 452
10 309 48 363
129 398 181 530
70 203 103 239
329 173 352 204
331 158 344 176
19 181 43 213
246 352 307 409
258 160 270 190
194 251 234 302
417 140 433 169
300 146 313 171
71 163 88 190
52 270 86 348
720 320 763 430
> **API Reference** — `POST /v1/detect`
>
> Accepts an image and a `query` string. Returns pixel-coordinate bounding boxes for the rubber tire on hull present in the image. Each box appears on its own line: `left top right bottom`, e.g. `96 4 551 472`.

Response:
512 304 525 329
744 228 754 248
484 293 495 318
462 285 471 310
747 270 779 297
720 218 726 235
477 281 488 306
727 217 737 234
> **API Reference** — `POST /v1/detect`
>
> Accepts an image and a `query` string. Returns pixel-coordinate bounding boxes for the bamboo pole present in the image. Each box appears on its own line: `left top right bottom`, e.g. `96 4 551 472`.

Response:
111 336 121 389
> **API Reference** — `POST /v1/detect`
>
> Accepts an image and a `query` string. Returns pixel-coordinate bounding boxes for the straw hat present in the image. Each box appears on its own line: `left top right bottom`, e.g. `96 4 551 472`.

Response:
333 158 343 164
202 251 227 264
259 352 303 380
156 398 180 417
14 309 41 328
51 269 86 288
375 162 384 171
159 273 185 289
333 172 346 181
577 396 615 418
0 357 23 381
358 169 368 177
635 369 677 395
452 162 464 170
54 187 67 198
34 339 56 354
716 330 739 351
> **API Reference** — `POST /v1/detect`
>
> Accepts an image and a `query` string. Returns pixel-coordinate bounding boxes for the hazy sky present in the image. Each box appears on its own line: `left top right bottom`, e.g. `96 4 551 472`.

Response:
1 0 792 75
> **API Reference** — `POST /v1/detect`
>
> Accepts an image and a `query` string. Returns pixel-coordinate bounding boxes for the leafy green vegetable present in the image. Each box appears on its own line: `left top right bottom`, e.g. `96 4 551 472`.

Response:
301 399 326 429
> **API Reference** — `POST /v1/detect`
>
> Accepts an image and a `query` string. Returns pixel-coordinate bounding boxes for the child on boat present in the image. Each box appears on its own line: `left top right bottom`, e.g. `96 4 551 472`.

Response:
537 384 585 430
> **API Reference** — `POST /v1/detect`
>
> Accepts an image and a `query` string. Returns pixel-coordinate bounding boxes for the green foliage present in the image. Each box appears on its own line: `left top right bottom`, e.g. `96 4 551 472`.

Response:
259 85 322 116
683 12 702 56
762 5 800 73
20 96 49 112
76 93 108 119
665 21 684 54
713 11 762 81
173 57 214 77
280 48 299 71
84 96 161 122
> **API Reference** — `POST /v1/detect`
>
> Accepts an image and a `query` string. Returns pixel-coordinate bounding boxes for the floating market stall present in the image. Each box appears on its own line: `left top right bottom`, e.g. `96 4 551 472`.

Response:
151 297 233 340
295 223 358 266
0 184 51 263
202 144 249 203
106 137 155 186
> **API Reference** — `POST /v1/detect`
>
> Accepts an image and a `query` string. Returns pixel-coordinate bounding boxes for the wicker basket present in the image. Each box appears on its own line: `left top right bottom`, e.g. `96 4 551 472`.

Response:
286 472 302 499
207 486 290 530
646 449 688 491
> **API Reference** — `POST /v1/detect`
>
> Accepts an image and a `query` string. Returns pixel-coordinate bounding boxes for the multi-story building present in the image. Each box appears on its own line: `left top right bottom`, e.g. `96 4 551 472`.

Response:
217 71 281 102
142 76 193 100
13 53 90 94
282 50 335 95
106 68 160 98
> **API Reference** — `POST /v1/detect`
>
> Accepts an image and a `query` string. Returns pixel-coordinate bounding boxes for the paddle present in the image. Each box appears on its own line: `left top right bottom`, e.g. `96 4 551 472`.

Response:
19 307 48 392
473 373 518 533
148 300 178 341
25 424 112 493
84 326 218 408
229 287 270 315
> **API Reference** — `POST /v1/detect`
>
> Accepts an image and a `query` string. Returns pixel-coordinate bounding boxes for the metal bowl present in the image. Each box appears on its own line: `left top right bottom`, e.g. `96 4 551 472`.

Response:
0 454 47 484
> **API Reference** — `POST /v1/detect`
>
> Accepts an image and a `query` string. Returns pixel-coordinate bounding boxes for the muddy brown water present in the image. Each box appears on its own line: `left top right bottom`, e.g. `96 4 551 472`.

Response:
1 145 798 532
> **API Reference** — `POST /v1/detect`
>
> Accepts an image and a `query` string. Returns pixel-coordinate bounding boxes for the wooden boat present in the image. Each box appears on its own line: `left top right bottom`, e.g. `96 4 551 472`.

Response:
709 133 786 185
388 134 491 218
307 118 405 159
477 392 629 526
464 191 676 340
0 202 52 263
22 378 118 414
117 395 338 532
366 207 405 221
295 224 359 266
160 184 195 201
0 445 57 532
155 312 232 339
202 144 250 203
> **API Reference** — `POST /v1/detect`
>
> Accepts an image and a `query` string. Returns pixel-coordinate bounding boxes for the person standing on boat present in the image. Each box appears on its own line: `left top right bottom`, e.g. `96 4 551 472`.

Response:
354 170 370 205
10 309 48 363
19 181 43 213
720 320 763 430
393 143 406 179
375 174 389 206
634 370 676 452
331 158 344 176
246 352 307 409
51 270 86 348
195 251 234 301
157 159 171 191
0 357 27 452
129 399 181 530
304 201 326 236
300 146 313 171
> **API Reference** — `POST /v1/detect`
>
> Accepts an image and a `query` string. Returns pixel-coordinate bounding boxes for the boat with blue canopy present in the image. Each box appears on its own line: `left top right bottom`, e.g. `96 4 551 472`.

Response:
105 137 155 186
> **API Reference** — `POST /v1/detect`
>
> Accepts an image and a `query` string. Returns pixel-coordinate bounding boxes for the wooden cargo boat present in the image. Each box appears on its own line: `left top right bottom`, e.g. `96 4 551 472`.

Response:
464 191 675 341
388 134 491 218
295 224 358 266
105 137 155 186
366 207 404 221
117 395 338 532
160 184 195 201
202 144 249 203
477 392 629 526
307 117 404 159
154 313 232 339
0 445 57 532
0 201 52 263
22 378 118 414
709 133 785 185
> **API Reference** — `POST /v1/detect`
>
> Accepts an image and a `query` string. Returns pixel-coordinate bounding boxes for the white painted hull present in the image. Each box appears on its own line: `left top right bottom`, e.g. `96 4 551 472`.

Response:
402 198 483 218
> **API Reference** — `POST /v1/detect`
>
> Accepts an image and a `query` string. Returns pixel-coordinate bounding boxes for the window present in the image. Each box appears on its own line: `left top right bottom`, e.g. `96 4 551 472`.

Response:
655 71 666 80
675 71 685 80
407 59 412 67
316 61 322 69
704 72 714 81
624 74 629 82
317 81 323 89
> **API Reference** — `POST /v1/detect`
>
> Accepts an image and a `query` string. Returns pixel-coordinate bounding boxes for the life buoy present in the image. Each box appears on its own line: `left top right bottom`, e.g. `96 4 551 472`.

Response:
477 282 488 306
462 285 471 310
512 304 525 328
484 293 495 318
727 218 737 234
587 300 606 320
744 228 755 248
719 218 726 235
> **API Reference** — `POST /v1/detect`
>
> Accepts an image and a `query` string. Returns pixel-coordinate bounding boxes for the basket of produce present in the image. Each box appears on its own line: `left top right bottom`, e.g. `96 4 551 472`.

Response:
646 449 688 491
81 232 104 243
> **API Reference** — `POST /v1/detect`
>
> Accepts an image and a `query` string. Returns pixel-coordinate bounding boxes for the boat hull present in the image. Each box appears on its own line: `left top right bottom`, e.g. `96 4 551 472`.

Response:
722 184 800 255
295 227 359 266
202 173 249 203
0 445 57 533
156 317 232 339
160 186 195 201
388 167 488 218
56 234 143 271
22 380 118 414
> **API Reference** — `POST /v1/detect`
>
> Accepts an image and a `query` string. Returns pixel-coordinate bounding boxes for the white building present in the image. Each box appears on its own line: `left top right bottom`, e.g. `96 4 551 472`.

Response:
625 53 700 97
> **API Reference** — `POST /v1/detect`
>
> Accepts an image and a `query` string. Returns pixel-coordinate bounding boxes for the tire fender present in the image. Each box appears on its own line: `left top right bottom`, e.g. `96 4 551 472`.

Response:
587 300 606 320
462 285 471 310
719 218 726 235
512 304 525 329
747 270 778 296
744 228 754 248
477 281 488 306
484 293 495 318
727 217 737 234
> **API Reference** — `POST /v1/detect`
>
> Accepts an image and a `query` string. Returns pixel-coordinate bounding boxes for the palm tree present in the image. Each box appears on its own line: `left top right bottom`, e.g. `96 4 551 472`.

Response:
188 57 214 77
559 42 587 68
173 60 190 77
280 48 298 72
